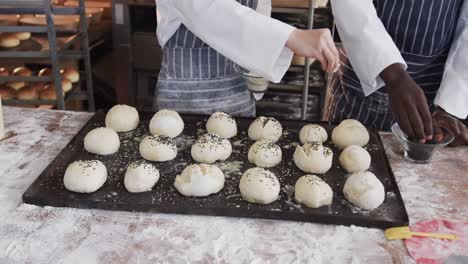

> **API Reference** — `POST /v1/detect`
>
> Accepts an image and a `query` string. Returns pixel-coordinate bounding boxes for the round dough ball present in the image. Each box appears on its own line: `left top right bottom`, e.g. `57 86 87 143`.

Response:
248 116 282 143
174 164 225 197
206 112 237 138
139 135 177 162
63 160 107 193
293 142 333 174
149 109 184 138
332 119 369 148
299 124 328 144
248 140 282 168
339 145 371 173
343 171 385 210
105 104 140 132
84 127 120 155
191 133 232 163
239 167 280 204
295 175 333 208
124 160 160 193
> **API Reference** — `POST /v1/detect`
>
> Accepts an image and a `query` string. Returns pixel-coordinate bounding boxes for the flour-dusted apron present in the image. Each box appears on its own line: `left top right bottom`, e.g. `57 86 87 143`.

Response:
155 0 258 117
325 0 464 130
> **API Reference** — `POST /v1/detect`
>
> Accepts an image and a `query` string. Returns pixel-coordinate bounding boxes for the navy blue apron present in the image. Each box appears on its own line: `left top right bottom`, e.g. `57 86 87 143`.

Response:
155 0 258 117
324 0 464 130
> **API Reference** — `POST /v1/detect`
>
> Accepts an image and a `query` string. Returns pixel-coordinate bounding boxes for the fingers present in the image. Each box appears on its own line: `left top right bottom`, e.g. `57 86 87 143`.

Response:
314 52 328 72
326 37 340 72
322 47 336 72
417 100 433 140
437 116 461 138
432 120 443 143
407 105 426 143
397 111 416 140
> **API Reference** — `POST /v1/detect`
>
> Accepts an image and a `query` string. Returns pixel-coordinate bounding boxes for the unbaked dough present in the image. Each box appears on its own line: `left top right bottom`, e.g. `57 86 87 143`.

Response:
105 104 140 132
191 133 232 163
63 160 107 193
149 109 184 138
84 127 120 155
206 112 237 138
248 116 282 143
332 119 369 148
295 175 333 208
343 171 385 210
124 160 160 193
293 142 333 174
299 124 328 144
339 145 371 173
174 164 225 197
139 135 177 162
239 167 280 204
248 139 282 168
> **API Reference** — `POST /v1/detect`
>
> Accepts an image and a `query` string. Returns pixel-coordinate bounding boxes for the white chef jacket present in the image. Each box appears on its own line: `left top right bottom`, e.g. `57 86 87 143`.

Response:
331 0 468 119
155 0 296 83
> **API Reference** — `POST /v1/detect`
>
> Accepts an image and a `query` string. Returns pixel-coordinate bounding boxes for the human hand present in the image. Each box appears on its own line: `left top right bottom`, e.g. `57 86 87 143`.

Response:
286 28 339 72
432 108 468 146
381 64 433 143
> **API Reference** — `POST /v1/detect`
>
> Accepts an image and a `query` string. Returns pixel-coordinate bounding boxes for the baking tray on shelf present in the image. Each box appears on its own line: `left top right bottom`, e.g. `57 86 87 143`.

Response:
22 111 409 229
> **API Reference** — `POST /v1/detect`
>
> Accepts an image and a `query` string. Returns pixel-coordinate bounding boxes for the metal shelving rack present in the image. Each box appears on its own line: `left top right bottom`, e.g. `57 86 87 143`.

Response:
0 0 95 111
271 0 330 120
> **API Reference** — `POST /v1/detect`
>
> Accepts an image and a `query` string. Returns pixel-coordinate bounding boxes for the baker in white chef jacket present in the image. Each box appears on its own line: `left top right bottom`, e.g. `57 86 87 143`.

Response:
325 0 468 146
155 0 339 117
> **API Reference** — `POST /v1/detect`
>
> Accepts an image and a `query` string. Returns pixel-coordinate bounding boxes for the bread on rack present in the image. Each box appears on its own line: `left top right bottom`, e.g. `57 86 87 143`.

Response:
17 84 39 100
14 32 31 41
61 79 73 93
0 33 20 48
38 68 53 77
0 67 9 77
61 68 79 83
0 85 16 100
6 66 33 91
40 83 66 100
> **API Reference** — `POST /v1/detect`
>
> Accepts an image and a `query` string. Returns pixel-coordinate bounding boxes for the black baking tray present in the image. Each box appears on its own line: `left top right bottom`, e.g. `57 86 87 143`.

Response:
22 111 409 229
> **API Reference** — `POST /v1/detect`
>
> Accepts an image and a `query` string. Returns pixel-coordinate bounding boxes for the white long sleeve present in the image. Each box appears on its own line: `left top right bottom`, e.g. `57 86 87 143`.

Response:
434 1 468 119
330 0 407 96
156 0 295 83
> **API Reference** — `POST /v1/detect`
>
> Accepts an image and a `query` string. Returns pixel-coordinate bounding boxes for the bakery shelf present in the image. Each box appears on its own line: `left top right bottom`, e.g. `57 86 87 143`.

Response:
0 76 52 82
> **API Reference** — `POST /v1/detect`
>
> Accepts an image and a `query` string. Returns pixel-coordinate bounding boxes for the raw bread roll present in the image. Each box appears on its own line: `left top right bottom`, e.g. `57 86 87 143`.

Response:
343 171 385 210
149 109 184 138
124 160 160 193
0 85 15 100
84 127 120 155
174 164 225 197
248 139 282 168
14 32 31 40
239 167 280 204
191 133 232 163
332 119 369 148
139 135 177 162
61 68 80 83
339 145 371 173
0 33 20 48
299 124 328 144
63 160 107 193
248 116 283 143
206 111 237 138
293 142 333 174
16 85 39 100
295 175 333 208
7 66 33 91
105 104 140 132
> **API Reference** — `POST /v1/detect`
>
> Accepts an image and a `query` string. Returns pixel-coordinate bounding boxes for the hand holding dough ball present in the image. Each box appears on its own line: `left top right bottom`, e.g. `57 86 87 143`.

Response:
332 119 369 148
63 160 107 193
339 145 371 173
299 124 328 144
239 167 280 204
124 160 160 193
343 171 385 210
84 127 120 155
0 33 20 48
61 69 80 83
191 133 232 163
174 164 225 197
206 112 237 138
295 175 333 208
105 104 140 132
139 135 177 162
149 109 184 138
248 116 282 143
248 139 282 168
293 142 333 174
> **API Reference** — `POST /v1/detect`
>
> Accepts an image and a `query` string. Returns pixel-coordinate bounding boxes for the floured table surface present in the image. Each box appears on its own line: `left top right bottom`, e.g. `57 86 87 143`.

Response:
22 111 408 229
